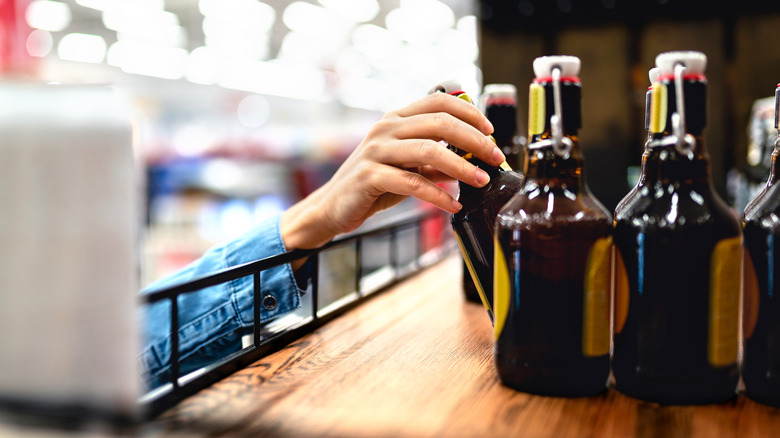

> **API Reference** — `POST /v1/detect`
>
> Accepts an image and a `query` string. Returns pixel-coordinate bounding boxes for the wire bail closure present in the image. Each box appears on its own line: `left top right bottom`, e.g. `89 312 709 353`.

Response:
550 66 572 158
672 63 696 155
774 86 780 150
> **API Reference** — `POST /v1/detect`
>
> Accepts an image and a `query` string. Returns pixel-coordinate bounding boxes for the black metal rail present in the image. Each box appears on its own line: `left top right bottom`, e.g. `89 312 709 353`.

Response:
139 208 454 419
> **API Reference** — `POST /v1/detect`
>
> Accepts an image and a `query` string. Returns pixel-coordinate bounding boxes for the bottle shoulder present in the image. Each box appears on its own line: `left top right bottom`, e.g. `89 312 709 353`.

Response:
743 181 780 228
614 181 740 233
614 185 641 221
455 170 524 219
497 181 610 229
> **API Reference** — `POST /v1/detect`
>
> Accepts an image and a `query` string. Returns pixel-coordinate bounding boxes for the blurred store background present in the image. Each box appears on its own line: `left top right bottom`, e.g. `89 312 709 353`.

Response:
1 0 480 285
1 0 779 286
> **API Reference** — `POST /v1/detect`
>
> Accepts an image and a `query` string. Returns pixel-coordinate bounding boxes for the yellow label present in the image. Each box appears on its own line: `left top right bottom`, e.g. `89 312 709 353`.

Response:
742 247 759 340
494 235 510 340
528 83 545 136
708 237 741 367
453 231 493 317
582 237 612 357
613 246 630 335
649 83 667 134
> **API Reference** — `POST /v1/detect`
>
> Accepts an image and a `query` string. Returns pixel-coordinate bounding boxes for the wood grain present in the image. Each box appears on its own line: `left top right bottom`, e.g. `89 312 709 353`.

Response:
146 254 780 438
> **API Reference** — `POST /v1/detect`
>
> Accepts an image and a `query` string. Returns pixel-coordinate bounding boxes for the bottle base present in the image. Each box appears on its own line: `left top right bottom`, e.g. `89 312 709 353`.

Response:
743 374 780 407
495 354 609 397
614 369 738 405
745 390 780 408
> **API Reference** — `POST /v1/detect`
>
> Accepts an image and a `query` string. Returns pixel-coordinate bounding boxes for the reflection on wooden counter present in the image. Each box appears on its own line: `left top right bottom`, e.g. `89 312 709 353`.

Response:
146 254 780 438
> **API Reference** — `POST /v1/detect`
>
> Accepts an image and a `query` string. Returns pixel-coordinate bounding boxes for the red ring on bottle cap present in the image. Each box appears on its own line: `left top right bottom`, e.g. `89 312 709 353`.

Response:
658 73 707 82
532 76 581 84
485 97 516 106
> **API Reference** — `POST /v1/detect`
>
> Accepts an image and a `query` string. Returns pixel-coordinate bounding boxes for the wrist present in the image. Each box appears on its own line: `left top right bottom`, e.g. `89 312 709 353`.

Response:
280 186 338 252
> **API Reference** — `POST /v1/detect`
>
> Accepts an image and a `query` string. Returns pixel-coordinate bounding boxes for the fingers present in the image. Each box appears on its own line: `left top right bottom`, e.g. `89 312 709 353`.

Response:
389 93 504 167
396 92 493 136
417 165 453 183
393 114 504 167
370 164 462 214
368 139 490 188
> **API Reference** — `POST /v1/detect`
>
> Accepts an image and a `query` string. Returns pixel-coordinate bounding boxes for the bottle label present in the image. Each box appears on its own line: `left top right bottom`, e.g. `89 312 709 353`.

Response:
613 245 630 335
453 231 493 317
582 237 612 357
708 237 741 367
493 235 510 340
528 83 546 136
742 245 760 340
649 83 668 134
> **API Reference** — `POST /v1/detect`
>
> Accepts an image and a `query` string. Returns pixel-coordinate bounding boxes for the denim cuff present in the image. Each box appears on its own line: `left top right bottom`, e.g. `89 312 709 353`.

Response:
139 213 305 389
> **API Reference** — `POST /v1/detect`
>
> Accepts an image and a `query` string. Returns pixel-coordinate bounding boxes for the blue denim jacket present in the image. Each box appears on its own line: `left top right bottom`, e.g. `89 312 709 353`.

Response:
139 213 305 389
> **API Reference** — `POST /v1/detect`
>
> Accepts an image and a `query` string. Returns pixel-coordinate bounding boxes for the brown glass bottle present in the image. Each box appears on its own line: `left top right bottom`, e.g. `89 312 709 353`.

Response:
428 83 524 319
451 94 524 318
742 84 780 408
612 51 741 404
494 56 612 396
461 84 525 305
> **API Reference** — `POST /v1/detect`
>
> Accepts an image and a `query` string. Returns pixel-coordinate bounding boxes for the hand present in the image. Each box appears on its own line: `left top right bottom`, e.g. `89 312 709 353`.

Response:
281 92 506 252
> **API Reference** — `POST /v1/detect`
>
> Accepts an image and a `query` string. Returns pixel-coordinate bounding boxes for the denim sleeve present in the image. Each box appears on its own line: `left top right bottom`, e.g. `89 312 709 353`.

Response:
138 213 307 390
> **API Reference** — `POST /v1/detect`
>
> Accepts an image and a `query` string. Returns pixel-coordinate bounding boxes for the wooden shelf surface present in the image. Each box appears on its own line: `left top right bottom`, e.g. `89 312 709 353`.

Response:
147 254 780 438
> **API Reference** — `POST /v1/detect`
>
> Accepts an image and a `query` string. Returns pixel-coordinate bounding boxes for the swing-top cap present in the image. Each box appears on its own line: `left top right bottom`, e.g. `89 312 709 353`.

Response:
532 56 580 79
655 51 707 77
649 67 661 86
483 83 517 98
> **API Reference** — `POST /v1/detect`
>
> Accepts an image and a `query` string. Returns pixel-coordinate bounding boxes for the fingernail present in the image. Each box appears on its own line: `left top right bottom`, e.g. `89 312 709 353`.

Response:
492 148 506 165
451 199 462 212
484 120 494 134
476 168 490 186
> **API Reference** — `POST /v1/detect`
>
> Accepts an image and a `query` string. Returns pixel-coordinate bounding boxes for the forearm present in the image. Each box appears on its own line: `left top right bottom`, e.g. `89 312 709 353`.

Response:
280 184 341 271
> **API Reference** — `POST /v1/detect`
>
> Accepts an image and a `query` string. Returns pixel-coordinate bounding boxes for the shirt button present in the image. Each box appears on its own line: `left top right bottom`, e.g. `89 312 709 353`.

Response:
262 294 278 311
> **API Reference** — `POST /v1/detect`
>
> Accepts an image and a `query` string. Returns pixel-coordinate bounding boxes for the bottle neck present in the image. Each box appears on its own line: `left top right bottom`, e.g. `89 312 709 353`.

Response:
641 76 712 185
525 78 584 187
525 135 585 187
528 79 581 138
643 134 711 185
651 77 707 137
447 144 504 176
486 102 517 142
450 144 507 196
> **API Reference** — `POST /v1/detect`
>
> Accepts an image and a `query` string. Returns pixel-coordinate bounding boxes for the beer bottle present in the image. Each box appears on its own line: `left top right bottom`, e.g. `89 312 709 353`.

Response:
742 84 780 407
461 83 524 305
612 51 741 404
493 56 612 396
431 81 524 320
615 67 660 218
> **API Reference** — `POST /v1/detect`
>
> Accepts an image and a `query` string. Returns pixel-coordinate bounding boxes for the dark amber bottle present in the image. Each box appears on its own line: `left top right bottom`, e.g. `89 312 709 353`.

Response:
494 56 612 396
742 84 780 408
461 84 524 305
612 51 741 404
435 85 524 320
